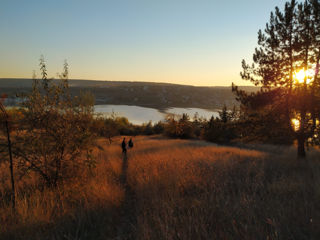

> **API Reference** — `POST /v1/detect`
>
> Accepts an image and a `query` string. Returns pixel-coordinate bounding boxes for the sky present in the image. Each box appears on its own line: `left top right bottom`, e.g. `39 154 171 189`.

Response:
0 0 288 86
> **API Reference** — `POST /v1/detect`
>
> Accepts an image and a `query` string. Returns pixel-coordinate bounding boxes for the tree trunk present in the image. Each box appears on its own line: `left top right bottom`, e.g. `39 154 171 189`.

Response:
297 134 306 158
5 119 15 211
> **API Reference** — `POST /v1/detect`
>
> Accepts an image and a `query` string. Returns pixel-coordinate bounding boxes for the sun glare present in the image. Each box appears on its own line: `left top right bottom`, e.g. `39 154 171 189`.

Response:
291 118 300 131
293 69 313 84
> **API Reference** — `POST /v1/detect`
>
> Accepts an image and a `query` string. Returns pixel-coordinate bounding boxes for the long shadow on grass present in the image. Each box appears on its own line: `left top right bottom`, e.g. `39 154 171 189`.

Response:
1 151 138 240
117 152 137 240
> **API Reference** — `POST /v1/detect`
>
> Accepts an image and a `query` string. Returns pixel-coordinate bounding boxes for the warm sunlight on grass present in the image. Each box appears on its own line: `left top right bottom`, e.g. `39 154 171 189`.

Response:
293 69 313 84
1 136 320 239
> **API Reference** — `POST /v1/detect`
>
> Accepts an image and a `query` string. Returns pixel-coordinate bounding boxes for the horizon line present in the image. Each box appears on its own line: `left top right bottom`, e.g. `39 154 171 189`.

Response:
0 77 256 88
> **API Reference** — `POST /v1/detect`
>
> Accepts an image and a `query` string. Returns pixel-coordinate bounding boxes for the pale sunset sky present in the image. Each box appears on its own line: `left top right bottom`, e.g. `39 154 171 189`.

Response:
0 0 288 86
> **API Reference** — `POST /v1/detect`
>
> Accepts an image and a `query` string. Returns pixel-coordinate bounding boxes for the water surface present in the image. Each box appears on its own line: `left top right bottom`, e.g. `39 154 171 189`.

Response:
94 105 219 125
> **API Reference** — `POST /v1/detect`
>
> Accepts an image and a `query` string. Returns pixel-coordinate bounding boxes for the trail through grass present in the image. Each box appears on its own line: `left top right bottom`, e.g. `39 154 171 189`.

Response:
117 151 137 239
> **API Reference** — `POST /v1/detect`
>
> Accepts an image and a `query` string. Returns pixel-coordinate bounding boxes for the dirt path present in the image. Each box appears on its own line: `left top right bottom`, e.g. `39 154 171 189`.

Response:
117 152 137 239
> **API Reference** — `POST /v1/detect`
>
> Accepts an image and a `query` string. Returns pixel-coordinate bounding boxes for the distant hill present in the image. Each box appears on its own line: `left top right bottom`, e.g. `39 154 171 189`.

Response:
0 78 258 110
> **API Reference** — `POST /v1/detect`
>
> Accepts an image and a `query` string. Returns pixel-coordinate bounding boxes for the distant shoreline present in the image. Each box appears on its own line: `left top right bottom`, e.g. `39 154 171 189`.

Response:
0 78 256 88
1 78 258 110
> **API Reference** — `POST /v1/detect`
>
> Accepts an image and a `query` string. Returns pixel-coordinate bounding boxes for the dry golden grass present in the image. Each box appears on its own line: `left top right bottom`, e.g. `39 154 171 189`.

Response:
0 135 319 239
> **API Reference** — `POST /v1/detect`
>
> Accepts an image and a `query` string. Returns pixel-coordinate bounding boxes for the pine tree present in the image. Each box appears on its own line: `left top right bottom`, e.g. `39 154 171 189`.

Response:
236 0 320 158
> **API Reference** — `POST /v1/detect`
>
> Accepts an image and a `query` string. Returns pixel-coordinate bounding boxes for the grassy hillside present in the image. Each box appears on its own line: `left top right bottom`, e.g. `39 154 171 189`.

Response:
0 136 319 239
0 78 258 109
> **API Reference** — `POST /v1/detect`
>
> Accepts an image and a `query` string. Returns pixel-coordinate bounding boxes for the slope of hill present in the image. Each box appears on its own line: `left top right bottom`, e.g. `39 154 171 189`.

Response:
0 78 258 109
0 136 319 239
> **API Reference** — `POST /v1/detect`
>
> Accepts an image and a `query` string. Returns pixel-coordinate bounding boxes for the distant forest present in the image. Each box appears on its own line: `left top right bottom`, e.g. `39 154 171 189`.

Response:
0 78 257 109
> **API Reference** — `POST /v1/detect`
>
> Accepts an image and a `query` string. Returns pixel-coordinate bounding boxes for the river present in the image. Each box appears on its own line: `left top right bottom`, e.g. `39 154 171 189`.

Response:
94 105 219 125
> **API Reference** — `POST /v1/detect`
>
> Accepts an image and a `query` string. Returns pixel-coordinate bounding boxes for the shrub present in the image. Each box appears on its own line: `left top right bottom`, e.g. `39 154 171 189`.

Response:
12 57 97 187
165 114 195 139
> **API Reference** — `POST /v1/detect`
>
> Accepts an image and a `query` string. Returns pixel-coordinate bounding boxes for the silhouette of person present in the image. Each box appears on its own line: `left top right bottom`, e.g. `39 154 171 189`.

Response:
121 138 127 153
128 138 133 148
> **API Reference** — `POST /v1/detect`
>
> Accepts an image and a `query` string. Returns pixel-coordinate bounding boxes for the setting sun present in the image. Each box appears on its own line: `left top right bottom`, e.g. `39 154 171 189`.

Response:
293 69 313 84
291 118 300 131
